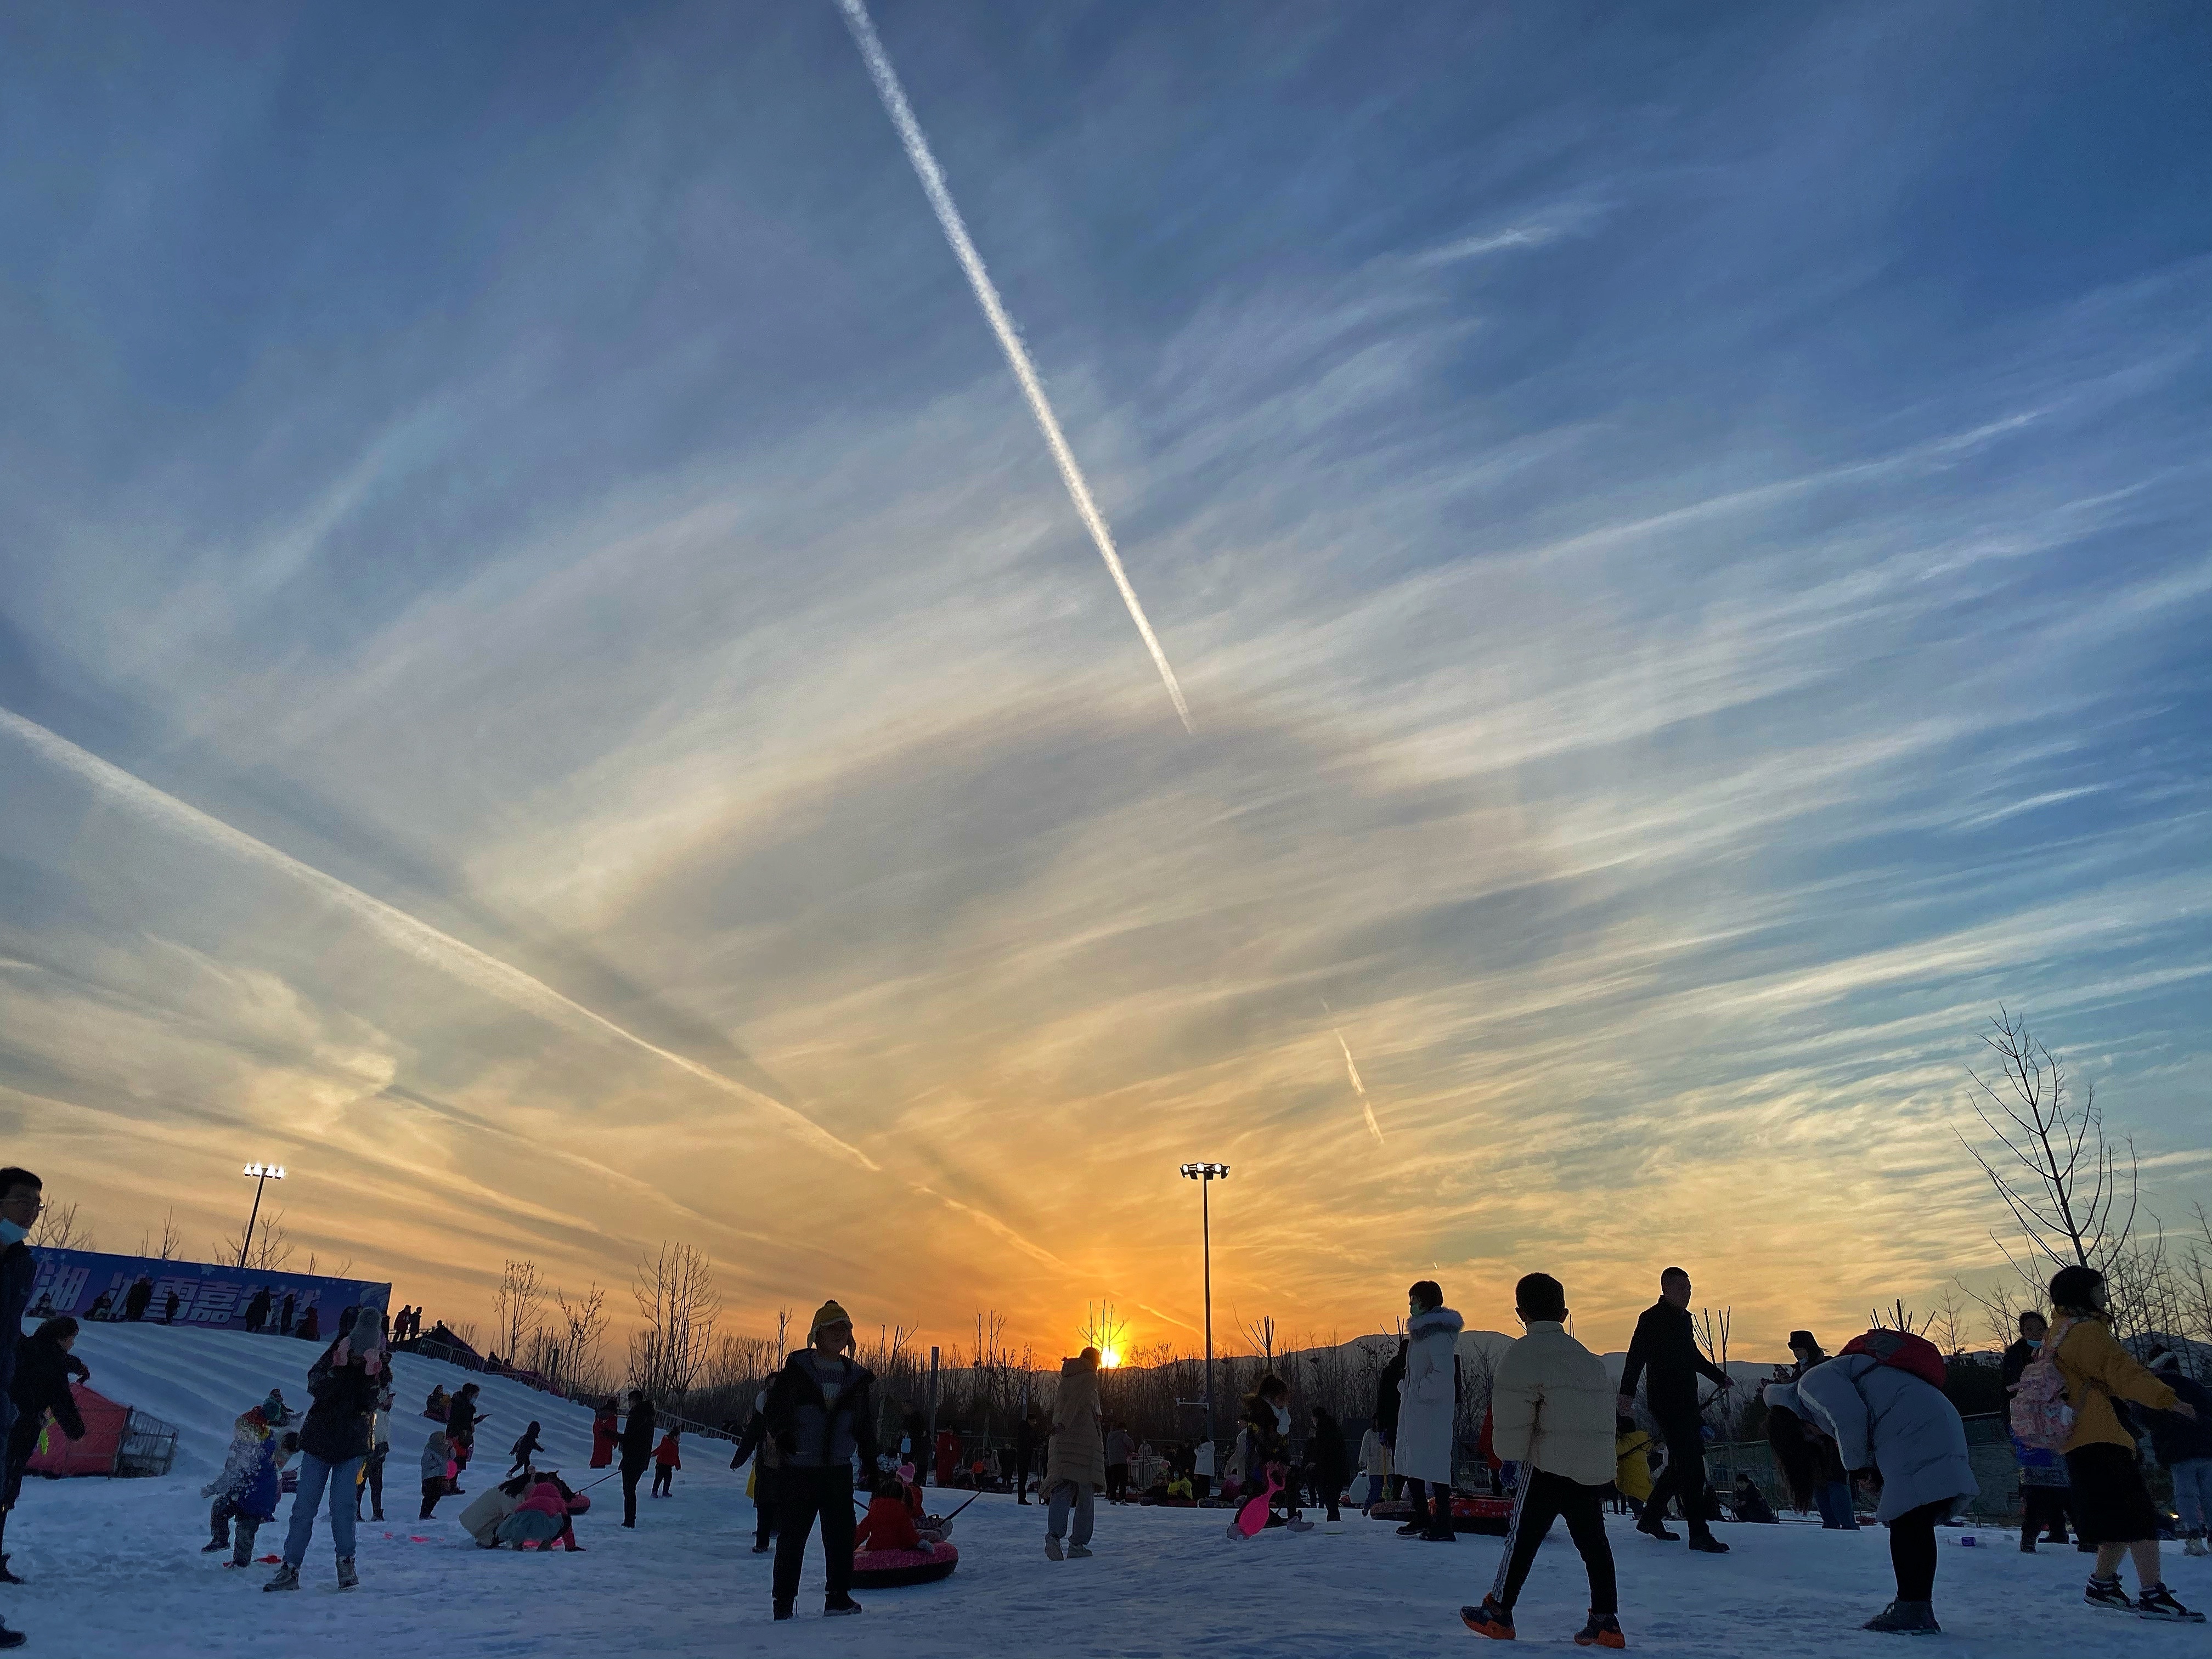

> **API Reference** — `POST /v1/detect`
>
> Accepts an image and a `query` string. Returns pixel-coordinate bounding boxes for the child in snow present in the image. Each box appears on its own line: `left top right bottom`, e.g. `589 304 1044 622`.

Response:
202 1406 283 1566
1611 1417 1653 1517
423 1385 449 1423
1462 1274 1625 1650
509 1420 543 1475
1232 1375 1305 1531
853 1476 928 1555
495 1471 586 1551
1728 1472 1779 1523
589 1398 618 1469
652 1429 681 1497
420 1431 454 1519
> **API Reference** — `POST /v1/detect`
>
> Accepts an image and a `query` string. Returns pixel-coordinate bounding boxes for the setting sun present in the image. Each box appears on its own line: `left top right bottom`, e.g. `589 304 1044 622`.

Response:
1099 1347 1121 1369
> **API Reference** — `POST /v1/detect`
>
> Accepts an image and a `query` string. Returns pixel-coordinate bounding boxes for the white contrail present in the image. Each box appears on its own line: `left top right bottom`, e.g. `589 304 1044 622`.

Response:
0 706 878 1172
1333 1029 1386 1146
834 0 1194 734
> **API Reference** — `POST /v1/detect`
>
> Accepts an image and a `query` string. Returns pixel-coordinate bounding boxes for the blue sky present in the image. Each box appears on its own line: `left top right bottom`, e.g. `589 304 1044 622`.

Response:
1 1 2205 1357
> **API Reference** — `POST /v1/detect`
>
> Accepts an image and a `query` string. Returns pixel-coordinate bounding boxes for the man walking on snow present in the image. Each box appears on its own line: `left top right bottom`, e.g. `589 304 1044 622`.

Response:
1463 1273 1626 1648
1617 1266 1731 1554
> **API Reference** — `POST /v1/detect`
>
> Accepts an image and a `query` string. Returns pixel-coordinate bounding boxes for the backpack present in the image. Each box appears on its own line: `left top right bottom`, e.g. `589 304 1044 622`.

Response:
2007 1318 2078 1453
1838 1328 1948 1391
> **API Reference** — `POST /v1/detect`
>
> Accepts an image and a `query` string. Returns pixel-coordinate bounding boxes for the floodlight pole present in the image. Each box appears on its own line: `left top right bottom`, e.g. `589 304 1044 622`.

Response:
1179 1161 1230 1470
239 1162 285 1268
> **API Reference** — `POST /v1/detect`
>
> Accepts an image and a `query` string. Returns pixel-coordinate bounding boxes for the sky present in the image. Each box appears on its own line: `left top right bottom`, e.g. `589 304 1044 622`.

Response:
1 1 2206 1367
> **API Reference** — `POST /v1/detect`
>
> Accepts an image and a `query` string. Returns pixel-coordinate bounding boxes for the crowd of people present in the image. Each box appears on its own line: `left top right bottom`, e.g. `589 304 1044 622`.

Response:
0 1156 2204 1645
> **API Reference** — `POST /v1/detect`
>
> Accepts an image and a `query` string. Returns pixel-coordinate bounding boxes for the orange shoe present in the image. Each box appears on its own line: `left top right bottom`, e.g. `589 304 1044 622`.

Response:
1461 1599 1516 1640
1574 1611 1627 1649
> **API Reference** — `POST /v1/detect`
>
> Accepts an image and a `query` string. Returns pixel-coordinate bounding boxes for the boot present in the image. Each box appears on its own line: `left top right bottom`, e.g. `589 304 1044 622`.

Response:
772 1602 793 1622
823 1593 862 1616
1862 1600 1940 1634
1635 1514 1680 1542
1687 1533 1730 1554
263 1562 301 1593
336 1556 358 1590
0 1621 22 1650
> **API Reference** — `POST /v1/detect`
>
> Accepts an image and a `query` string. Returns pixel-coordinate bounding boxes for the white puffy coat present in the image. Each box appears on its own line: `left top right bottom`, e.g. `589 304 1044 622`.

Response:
1489 1321 1617 1487
1798 1353 1977 1523
1391 1305 1463 1485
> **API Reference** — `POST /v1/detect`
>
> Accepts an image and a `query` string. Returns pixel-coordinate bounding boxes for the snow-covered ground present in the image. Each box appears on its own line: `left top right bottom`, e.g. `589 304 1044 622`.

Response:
3 1322 2205 1657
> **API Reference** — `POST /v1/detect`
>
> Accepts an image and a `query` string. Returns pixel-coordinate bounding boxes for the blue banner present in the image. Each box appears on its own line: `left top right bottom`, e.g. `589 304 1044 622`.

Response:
24 1246 390 1339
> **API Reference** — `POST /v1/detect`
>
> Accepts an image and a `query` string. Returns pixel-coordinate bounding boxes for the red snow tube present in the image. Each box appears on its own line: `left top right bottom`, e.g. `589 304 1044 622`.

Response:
1450 1496 1514 1535
850 1543 958 1588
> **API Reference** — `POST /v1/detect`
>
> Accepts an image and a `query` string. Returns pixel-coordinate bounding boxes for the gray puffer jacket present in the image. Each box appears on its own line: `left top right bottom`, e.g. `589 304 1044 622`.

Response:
1797 1353 1976 1523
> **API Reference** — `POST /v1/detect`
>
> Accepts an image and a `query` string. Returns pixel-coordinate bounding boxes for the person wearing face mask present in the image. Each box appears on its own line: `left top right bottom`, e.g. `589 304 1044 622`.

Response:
264 1317 387 1593
2001 1311 2073 1551
2042 1266 2202 1621
1392 1280 1463 1544
0 1167 45 1650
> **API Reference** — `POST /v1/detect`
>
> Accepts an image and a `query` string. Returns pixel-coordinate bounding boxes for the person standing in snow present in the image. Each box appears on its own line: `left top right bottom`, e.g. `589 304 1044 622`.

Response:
1798 1327 1977 1635
651 1428 681 1497
1043 1347 1105 1561
509 1419 543 1475
161 1288 179 1325
244 1287 271 1334
356 1386 391 1521
759 1300 878 1620
1104 1421 1135 1505
1 1315 87 1582
202 1403 285 1566
265 1316 386 1593
419 1430 454 1519
1309 1407 1350 1522
2041 1266 2202 1620
728 1391 778 1553
618 1390 656 1528
590 1397 618 1469
2002 1311 2072 1550
447 1382 484 1486
1462 1273 1626 1649
1392 1281 1461 1543
278 1293 295 1336
1616 1266 1731 1554
2145 1348 2212 1559
0 1167 46 1650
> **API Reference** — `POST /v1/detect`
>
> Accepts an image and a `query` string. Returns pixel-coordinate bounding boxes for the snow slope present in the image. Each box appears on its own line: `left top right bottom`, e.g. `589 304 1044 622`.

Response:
3 1322 2205 1658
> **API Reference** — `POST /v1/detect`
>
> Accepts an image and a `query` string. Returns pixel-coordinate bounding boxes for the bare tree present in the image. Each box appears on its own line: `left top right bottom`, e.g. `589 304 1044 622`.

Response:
1956 1009 2137 1275
1081 1301 1130 1364
212 1209 293 1271
1869 1298 1931 1335
491 1259 546 1361
628 1243 719 1401
30 1201 94 1252
1239 1312 1279 1367
136 1208 183 1260
551 1283 610 1391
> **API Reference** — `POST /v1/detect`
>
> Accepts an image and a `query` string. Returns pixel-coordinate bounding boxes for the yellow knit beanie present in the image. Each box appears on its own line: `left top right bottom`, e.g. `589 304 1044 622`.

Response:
809 1300 853 1343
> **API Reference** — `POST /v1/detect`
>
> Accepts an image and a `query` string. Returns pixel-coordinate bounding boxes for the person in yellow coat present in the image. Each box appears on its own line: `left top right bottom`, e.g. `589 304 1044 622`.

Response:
1612 1416 1654 1517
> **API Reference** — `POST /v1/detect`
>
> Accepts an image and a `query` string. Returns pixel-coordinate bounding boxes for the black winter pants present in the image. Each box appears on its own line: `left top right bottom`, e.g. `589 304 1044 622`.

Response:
620 1459 647 1526
772 1467 855 1610
754 1477 776 1547
2021 1486 2070 1543
1644 1414 1714 1538
1491 1468 1617 1615
1889 1498 1948 1602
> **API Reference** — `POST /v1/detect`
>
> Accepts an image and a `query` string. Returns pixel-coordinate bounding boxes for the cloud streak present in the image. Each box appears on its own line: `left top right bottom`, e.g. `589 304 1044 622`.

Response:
834 0 1195 733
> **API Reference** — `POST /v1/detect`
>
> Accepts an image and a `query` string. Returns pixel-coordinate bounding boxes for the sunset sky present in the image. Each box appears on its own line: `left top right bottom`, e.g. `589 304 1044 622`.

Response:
2 3 2205 1367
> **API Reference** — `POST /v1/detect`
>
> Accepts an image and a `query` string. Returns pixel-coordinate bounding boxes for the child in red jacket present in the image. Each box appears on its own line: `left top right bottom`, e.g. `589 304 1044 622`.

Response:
651 1430 681 1497
853 1478 927 1554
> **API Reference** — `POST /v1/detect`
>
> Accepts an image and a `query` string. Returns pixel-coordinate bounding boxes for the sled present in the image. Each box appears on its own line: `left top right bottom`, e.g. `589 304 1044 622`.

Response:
1229 1468 1284 1539
850 1543 958 1588
1364 1495 1513 1534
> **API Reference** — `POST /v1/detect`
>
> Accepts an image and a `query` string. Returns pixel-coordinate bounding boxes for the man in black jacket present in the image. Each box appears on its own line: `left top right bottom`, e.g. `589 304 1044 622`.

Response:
2146 1348 2212 1556
760 1299 878 1621
618 1389 657 1527
1616 1266 1732 1554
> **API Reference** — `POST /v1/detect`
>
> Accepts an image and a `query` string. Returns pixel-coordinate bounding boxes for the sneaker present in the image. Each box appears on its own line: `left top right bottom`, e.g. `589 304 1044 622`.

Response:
1397 1521 1426 1537
2185 1537 2209 1559
823 1594 863 1617
1068 1544 1092 1558
0 1624 22 1651
1862 1600 1940 1634
1285 1519 1315 1533
1635 1517 1680 1542
1687 1534 1729 1554
751 1542 771 1554
1461 1597 1516 1640
2137 1586 2205 1623
1574 1611 1628 1649
201 1539 230 1554
1421 1528 1457 1542
2084 1576 2134 1612
335 1556 358 1590
263 1562 301 1593
1045 1537 1064 1561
